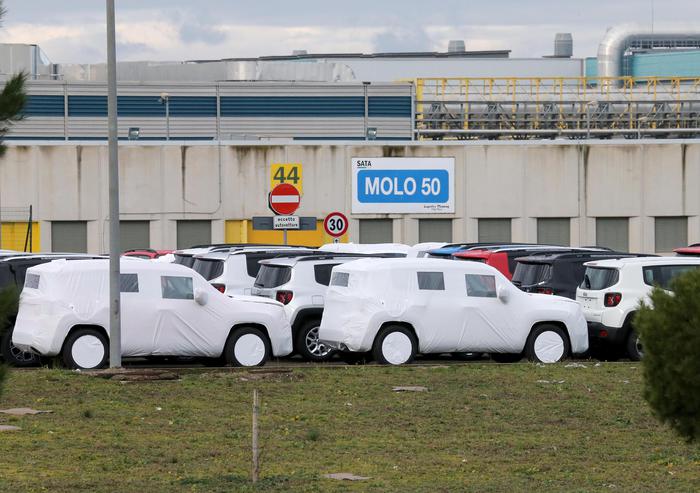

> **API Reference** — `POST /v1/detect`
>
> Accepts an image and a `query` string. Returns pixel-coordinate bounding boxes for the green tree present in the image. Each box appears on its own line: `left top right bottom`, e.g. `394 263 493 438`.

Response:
0 0 26 393
635 269 700 442
0 0 27 158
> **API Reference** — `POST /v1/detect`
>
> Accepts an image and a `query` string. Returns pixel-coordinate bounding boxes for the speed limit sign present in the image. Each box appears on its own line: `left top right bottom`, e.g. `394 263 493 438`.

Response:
323 212 349 238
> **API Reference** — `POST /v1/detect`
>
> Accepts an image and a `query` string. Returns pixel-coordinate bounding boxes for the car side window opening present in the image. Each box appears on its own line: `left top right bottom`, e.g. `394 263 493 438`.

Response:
330 271 349 287
465 274 497 298
120 273 139 293
24 273 40 289
417 271 445 290
643 264 699 290
161 276 194 299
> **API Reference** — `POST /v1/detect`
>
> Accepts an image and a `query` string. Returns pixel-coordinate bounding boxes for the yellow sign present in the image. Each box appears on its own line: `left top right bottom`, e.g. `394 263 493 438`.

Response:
270 163 302 194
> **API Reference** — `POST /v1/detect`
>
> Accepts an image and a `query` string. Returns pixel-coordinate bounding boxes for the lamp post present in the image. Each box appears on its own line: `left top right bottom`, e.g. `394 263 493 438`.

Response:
106 0 121 368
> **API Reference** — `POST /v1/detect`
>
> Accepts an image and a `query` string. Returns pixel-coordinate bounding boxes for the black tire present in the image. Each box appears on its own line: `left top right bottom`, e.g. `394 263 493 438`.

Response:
62 328 109 370
1 326 41 367
625 329 643 361
372 325 417 365
525 324 571 363
490 352 523 363
451 352 483 361
295 318 335 362
223 326 270 367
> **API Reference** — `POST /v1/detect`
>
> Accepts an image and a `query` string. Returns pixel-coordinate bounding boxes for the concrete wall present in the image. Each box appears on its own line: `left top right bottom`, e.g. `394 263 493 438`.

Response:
1 140 698 254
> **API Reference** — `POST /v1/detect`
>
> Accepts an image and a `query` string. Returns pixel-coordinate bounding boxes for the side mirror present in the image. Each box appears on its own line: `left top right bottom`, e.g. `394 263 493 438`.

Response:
497 286 510 303
194 288 209 306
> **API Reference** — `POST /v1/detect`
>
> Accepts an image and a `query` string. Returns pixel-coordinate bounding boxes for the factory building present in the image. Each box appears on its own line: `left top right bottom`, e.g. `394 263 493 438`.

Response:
0 27 699 253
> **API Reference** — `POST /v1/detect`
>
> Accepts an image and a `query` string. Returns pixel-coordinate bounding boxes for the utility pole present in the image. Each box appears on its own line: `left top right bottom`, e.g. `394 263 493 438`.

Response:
106 0 121 368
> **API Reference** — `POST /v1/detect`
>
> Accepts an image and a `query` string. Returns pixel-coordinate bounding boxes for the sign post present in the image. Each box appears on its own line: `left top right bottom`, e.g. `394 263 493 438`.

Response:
324 212 349 244
268 183 301 245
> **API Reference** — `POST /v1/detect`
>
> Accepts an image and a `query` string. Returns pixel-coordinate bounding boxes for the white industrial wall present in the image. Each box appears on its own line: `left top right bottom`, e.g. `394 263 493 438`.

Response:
1 140 698 253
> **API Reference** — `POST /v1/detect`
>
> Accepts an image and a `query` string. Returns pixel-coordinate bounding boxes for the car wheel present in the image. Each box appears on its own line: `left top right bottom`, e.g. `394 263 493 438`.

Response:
625 329 643 361
224 326 270 367
451 352 483 361
525 324 570 363
372 325 417 365
1 326 41 367
295 319 335 362
62 328 109 370
489 352 523 363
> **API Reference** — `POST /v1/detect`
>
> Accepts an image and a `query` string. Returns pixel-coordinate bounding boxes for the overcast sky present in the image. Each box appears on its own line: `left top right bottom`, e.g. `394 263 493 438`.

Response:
1 0 699 63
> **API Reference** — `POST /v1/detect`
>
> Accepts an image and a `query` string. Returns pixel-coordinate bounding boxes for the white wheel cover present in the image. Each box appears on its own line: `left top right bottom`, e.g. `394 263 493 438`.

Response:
534 331 565 363
71 335 105 369
382 332 413 365
234 334 266 366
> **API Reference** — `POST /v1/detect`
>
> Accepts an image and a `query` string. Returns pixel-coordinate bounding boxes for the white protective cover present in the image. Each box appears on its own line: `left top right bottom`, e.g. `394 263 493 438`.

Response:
12 259 293 359
407 243 448 258
318 242 410 256
319 258 588 356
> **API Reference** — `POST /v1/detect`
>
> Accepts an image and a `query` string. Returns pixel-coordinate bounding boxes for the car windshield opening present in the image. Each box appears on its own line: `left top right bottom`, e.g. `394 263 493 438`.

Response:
192 258 225 281
254 265 292 288
512 262 552 286
580 267 619 290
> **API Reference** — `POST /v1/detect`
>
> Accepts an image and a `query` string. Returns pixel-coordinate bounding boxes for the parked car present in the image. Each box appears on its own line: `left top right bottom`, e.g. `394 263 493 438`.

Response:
407 243 448 258
319 258 588 365
191 248 317 295
0 253 104 367
452 246 609 280
174 244 310 268
123 249 173 260
12 259 293 369
576 256 700 360
251 254 402 361
674 244 700 256
512 251 653 299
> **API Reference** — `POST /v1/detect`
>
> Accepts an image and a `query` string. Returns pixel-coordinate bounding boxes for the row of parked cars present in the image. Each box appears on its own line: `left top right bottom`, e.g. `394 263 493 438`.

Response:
4 241 699 370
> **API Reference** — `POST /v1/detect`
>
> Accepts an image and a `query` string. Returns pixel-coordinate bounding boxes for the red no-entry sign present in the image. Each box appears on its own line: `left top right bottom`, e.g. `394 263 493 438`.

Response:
269 183 301 215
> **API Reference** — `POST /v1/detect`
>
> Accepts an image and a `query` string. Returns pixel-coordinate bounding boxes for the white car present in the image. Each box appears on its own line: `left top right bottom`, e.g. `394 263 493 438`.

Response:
319 258 588 364
576 256 700 360
252 254 380 361
191 247 314 296
12 259 293 369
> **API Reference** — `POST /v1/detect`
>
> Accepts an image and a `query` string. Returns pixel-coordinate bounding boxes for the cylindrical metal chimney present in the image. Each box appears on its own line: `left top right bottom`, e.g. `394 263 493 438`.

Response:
554 33 573 58
448 40 465 53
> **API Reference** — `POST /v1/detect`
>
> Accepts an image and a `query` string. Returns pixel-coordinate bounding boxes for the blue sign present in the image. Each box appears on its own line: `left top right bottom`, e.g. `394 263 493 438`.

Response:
352 157 455 214
357 169 450 203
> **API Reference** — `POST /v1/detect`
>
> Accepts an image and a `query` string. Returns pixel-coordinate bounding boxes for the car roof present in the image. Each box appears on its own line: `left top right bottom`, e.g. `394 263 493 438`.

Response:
514 252 650 263
260 252 405 267
674 246 700 255
333 257 501 275
27 257 195 275
583 256 700 269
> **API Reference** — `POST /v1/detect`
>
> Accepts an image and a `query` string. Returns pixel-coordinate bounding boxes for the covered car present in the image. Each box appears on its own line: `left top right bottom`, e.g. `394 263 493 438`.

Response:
319 258 588 365
12 259 293 369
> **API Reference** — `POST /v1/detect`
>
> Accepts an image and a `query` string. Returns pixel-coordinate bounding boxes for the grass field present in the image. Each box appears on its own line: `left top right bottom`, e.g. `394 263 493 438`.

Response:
0 363 698 492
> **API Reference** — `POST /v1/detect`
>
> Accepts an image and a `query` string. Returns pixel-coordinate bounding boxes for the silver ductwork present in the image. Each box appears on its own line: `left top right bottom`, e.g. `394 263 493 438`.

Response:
597 26 700 78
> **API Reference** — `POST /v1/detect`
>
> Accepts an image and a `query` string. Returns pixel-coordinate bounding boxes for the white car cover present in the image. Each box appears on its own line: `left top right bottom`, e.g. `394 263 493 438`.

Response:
319 258 588 357
12 259 293 359
318 242 410 256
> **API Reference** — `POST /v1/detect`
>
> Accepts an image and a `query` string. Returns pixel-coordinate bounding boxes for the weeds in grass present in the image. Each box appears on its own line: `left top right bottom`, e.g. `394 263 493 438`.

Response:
305 428 321 441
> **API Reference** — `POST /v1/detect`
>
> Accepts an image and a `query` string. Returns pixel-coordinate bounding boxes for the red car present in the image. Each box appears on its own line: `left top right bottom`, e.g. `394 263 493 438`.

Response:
674 245 700 256
122 249 173 260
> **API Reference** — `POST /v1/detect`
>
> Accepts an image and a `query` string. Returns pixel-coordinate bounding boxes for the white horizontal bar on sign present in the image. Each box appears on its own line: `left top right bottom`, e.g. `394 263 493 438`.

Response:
270 195 300 203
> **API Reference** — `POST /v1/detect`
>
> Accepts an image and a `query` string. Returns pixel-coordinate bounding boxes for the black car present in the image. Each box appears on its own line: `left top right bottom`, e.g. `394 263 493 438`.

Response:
0 254 103 366
512 251 654 299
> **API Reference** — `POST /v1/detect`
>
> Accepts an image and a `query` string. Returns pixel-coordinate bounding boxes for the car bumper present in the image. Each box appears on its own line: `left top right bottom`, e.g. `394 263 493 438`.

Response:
587 321 627 346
